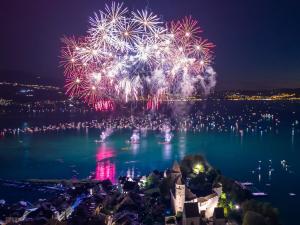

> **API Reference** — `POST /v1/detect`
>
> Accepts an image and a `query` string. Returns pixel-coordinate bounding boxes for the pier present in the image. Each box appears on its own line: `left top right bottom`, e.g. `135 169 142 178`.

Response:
236 181 268 197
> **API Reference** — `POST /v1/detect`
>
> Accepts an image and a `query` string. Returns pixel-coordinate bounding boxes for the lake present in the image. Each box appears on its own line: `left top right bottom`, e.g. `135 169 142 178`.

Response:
0 101 299 224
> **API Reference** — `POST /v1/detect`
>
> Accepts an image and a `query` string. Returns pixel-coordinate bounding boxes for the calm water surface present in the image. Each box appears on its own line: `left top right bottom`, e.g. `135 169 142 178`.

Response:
0 129 298 224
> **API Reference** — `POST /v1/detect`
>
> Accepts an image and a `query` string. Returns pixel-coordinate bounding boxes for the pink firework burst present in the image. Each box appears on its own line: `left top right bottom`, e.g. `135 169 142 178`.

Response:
60 2 216 112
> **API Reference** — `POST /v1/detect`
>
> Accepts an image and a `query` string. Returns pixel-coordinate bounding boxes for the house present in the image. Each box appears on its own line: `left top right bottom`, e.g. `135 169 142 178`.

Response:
196 188 221 218
116 195 137 212
55 206 73 221
122 180 138 193
182 202 201 225
4 206 25 224
26 205 53 221
111 211 139 225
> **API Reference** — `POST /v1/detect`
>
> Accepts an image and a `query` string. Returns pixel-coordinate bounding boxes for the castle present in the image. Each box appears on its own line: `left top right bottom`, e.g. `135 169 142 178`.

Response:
167 161 222 219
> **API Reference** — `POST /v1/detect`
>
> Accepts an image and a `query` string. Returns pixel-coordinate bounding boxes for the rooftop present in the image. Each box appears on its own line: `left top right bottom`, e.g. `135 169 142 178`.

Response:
171 161 181 174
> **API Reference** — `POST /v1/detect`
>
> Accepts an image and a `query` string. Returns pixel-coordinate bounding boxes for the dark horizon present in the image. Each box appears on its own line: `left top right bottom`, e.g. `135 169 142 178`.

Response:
2 69 300 93
1 0 300 90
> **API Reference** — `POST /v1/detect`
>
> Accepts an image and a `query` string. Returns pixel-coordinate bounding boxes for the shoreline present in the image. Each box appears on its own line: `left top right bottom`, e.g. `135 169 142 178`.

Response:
0 155 281 225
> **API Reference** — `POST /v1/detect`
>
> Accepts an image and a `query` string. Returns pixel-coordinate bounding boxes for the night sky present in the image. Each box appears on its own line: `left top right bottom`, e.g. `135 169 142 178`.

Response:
1 0 300 90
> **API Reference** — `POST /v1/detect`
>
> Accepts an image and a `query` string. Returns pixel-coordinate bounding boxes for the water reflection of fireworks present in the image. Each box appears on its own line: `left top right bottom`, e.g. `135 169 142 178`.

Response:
95 145 116 183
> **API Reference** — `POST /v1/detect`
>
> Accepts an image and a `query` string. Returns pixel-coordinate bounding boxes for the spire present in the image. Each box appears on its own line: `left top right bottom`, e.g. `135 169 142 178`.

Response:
175 175 183 185
172 161 181 173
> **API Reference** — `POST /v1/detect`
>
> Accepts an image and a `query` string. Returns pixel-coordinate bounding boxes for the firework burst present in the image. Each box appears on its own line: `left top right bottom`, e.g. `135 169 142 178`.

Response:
61 2 216 111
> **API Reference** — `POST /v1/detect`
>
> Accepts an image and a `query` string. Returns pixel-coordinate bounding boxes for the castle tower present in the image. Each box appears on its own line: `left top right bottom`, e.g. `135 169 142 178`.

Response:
174 176 185 214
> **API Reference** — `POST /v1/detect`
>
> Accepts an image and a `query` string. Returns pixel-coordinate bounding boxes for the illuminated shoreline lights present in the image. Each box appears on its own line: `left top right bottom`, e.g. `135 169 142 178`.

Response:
61 2 216 111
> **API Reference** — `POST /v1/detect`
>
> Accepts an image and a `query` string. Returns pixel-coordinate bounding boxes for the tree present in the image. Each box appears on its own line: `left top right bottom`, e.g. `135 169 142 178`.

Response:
101 179 112 191
180 155 208 177
206 168 220 183
228 210 242 224
159 177 172 198
242 200 280 225
193 163 205 174
145 172 159 188
243 211 266 225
